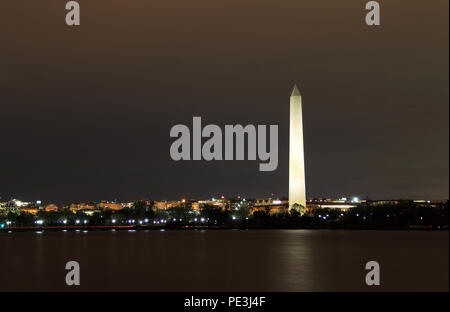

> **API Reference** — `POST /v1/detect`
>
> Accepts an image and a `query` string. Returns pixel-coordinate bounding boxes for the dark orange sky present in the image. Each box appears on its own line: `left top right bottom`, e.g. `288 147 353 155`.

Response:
1 0 448 203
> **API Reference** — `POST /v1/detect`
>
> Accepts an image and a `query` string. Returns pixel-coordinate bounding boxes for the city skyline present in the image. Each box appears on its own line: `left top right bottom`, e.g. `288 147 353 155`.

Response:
1 1 448 203
1 193 447 209
0 0 448 296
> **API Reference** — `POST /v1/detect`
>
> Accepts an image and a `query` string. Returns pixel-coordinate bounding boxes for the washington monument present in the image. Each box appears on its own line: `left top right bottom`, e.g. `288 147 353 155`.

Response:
289 84 306 210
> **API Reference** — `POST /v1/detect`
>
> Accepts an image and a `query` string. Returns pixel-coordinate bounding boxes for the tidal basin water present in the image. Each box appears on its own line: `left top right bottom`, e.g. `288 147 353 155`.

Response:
0 230 448 291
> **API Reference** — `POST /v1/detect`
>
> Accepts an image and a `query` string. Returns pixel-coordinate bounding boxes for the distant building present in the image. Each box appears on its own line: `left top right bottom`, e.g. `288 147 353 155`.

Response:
69 203 96 213
0 199 43 215
197 198 229 211
412 200 447 208
98 201 132 211
20 207 39 214
367 199 447 208
367 200 401 206
251 198 289 215
45 204 59 212
305 197 362 213
154 200 181 210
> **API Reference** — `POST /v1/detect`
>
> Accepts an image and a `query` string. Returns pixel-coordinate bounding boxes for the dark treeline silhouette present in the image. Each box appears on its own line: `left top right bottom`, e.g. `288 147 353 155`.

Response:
1 200 448 230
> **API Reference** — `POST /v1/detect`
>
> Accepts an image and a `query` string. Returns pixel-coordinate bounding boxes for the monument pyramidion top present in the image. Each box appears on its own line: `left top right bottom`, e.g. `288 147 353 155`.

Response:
291 84 301 97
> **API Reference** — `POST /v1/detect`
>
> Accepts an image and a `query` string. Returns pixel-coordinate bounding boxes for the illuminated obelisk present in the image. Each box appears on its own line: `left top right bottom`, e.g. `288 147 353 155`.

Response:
289 84 306 210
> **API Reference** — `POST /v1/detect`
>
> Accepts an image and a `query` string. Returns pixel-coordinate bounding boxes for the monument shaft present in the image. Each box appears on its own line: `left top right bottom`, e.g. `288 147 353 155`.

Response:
289 85 306 209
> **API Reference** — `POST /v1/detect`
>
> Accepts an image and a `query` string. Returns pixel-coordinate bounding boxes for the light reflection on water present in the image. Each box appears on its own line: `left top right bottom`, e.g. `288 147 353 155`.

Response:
0 230 448 291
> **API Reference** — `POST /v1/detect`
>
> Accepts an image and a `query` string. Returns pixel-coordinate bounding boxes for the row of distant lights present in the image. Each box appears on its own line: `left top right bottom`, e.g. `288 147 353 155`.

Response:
111 218 200 224
20 216 245 226
116 218 180 224
35 219 89 225
26 213 427 226
317 213 425 220
2 210 428 228
111 216 247 224
0 215 250 228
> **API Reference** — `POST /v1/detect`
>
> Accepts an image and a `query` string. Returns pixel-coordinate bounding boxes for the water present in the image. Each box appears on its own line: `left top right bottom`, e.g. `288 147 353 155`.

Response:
0 230 448 291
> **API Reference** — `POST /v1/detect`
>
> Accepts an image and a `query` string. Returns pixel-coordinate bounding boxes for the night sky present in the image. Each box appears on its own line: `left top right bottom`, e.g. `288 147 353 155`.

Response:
1 0 448 204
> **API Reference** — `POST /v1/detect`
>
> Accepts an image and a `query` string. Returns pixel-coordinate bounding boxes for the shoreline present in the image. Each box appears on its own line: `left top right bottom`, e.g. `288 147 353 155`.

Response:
1 224 448 232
